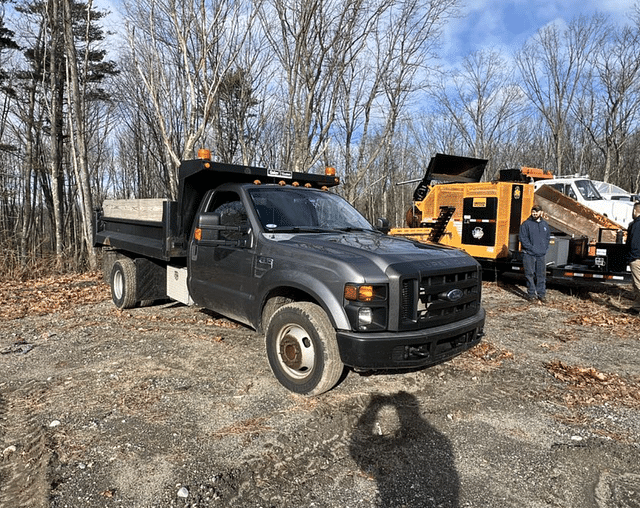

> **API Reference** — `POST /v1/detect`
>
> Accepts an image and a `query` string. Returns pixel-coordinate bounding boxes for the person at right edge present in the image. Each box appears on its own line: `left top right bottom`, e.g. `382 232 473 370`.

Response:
519 205 551 303
625 202 640 315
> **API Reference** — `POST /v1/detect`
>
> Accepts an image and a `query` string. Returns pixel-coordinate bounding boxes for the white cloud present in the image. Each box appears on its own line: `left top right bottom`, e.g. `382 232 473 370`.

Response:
440 0 637 66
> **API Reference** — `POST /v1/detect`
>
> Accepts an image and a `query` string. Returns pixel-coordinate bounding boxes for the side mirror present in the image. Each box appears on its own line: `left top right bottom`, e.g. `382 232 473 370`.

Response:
376 217 390 234
196 212 222 241
195 212 251 247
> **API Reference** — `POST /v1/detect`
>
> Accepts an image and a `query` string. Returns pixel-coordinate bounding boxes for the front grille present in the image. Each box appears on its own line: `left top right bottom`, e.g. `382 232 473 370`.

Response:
400 268 480 329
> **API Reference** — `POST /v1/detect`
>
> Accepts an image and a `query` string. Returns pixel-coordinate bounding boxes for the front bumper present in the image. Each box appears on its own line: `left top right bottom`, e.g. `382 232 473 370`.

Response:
336 307 485 370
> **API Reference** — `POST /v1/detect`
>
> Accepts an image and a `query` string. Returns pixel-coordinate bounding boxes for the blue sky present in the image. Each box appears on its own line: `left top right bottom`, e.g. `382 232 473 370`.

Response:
441 0 636 64
96 1 637 63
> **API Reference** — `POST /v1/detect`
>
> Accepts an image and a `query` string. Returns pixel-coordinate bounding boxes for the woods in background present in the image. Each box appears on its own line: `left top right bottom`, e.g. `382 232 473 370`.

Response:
1 0 640 277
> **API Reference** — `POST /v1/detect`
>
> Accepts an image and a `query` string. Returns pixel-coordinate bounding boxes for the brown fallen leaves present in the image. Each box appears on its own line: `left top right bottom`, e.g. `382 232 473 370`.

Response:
562 297 640 337
452 341 514 372
545 360 640 409
566 311 639 331
0 272 110 321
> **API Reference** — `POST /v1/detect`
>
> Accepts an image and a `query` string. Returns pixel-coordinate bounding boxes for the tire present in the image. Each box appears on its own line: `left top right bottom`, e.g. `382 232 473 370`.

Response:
265 302 344 396
110 258 137 309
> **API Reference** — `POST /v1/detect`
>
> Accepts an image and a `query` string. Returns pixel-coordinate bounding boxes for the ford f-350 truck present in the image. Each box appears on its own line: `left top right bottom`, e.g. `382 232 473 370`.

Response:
94 151 485 395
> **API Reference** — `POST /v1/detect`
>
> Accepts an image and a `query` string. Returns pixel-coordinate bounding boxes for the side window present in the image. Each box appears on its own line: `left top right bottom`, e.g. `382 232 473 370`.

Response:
207 191 248 242
566 185 577 200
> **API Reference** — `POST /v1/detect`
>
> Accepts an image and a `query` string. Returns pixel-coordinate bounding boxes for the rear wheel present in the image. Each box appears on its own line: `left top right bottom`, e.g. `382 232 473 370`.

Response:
266 302 344 396
110 258 137 309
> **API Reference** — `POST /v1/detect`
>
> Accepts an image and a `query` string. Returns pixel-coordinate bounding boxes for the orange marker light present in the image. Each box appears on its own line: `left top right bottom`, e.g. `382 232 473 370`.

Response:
325 167 336 176
198 149 211 160
344 285 358 301
194 228 202 241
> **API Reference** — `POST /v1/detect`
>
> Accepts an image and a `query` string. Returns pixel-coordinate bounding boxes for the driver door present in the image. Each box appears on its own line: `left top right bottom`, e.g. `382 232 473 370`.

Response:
188 190 256 325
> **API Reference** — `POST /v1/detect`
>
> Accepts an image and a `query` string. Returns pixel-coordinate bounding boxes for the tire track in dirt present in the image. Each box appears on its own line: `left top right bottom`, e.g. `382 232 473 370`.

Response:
0 380 51 508
228 424 357 506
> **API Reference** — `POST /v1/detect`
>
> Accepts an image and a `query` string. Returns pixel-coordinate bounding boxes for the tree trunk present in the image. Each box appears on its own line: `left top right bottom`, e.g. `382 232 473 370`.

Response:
49 0 65 268
20 81 37 266
63 0 97 269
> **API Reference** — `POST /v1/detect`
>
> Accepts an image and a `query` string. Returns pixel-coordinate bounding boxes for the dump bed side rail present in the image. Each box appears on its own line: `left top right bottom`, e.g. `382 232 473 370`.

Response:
94 200 184 260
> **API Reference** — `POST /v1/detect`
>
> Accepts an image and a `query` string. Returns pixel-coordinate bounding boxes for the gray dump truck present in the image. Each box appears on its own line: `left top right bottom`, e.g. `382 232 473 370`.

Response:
94 152 485 395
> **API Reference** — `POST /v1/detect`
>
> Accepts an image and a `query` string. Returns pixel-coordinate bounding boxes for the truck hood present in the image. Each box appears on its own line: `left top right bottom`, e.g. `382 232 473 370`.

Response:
265 230 476 274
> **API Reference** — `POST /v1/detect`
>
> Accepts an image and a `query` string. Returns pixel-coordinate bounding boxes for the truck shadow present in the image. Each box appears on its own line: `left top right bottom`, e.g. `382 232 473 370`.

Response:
349 391 459 508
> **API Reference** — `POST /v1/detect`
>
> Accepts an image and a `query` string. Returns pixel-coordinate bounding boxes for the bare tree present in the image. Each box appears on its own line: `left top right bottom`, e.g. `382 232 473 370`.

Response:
516 14 606 175
431 50 526 178
46 0 66 266
123 0 259 197
334 0 459 204
208 30 273 166
111 56 174 198
575 23 640 186
63 0 95 268
258 0 380 173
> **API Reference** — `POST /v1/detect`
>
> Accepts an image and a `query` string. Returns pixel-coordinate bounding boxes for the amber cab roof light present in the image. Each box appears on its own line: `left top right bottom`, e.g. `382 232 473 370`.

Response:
521 166 553 180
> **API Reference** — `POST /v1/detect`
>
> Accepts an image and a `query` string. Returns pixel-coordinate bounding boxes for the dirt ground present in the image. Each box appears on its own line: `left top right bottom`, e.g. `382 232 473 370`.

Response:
1 273 640 508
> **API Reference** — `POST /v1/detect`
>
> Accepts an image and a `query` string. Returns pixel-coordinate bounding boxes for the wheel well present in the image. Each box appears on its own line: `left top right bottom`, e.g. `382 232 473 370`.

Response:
100 248 142 282
260 288 317 333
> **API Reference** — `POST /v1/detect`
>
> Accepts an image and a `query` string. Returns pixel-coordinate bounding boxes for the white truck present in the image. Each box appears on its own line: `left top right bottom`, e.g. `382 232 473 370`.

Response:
593 181 639 203
534 175 634 228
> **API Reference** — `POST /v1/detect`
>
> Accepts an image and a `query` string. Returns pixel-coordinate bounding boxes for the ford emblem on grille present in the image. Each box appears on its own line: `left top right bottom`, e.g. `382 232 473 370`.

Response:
443 288 463 302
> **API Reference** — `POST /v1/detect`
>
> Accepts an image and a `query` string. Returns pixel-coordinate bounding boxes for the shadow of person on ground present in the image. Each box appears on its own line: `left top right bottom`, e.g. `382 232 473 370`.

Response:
349 391 459 508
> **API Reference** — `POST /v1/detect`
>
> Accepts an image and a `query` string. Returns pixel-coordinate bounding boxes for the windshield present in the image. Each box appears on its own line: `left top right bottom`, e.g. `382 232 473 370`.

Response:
575 180 603 201
248 187 374 232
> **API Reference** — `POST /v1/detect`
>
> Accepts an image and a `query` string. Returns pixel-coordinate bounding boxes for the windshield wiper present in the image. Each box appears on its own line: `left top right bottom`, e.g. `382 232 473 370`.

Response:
265 226 329 233
333 227 376 233
265 225 376 234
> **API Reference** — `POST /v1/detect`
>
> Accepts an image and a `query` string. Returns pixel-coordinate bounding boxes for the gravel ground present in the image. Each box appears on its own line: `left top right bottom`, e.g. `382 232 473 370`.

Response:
1 274 640 508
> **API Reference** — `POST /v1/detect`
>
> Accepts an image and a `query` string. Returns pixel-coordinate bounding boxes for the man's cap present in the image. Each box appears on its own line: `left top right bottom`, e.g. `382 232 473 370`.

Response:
531 205 542 211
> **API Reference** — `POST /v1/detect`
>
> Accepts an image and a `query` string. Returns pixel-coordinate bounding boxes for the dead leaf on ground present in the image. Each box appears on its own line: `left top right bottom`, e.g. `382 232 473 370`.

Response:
545 360 640 409
0 272 110 321
452 341 514 372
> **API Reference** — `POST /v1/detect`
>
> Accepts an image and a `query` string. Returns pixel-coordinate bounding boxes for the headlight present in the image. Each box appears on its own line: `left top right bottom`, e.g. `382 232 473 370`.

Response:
358 307 373 326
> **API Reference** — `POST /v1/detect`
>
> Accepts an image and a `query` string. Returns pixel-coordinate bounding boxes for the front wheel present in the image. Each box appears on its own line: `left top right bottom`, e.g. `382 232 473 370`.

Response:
265 302 344 396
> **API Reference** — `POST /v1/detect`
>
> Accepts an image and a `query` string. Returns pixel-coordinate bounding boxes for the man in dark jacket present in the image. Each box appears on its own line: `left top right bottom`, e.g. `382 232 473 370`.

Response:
626 202 640 314
519 205 551 303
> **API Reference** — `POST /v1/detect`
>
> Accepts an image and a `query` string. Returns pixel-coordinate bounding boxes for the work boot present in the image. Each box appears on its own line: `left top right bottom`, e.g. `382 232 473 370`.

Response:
538 296 547 304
